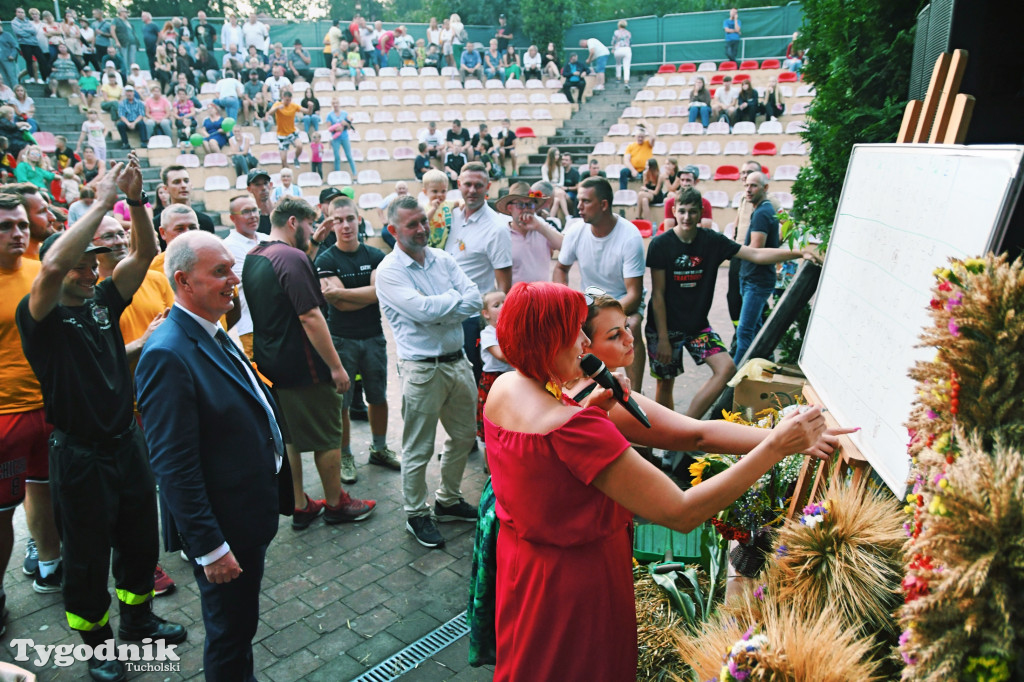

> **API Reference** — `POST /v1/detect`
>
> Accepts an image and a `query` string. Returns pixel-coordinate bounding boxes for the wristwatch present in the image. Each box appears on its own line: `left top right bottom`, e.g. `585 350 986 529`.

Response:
126 191 148 207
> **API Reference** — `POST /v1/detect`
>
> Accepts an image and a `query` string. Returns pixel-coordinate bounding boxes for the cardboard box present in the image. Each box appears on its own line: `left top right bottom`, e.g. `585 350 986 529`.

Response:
733 365 806 417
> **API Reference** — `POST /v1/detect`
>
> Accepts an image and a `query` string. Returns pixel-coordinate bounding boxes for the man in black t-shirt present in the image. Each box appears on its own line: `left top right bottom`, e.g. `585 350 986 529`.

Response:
561 152 581 215
495 118 517 176
15 158 187 682
314 196 399 485
646 187 812 419
152 166 216 243
445 119 471 153
470 122 494 161
444 142 468 185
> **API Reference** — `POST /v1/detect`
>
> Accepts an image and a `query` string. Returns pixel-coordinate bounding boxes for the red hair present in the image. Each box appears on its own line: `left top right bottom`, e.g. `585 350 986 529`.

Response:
496 282 587 383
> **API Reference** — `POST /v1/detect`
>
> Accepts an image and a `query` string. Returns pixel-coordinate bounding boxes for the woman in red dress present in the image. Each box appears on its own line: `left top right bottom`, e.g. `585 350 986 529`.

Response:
484 282 828 681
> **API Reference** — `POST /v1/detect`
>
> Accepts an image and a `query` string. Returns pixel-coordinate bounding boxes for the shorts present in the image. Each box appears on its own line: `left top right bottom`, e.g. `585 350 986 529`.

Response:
274 382 342 452
277 132 299 151
348 67 359 78
0 409 53 510
593 55 609 73
645 327 727 380
332 334 388 410
81 89 97 97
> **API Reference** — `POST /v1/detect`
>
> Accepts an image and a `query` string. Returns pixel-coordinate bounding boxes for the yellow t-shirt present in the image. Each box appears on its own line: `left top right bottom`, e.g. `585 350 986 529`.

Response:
149 250 166 273
119 270 174 345
273 101 302 136
0 258 43 413
626 140 653 173
24 238 40 261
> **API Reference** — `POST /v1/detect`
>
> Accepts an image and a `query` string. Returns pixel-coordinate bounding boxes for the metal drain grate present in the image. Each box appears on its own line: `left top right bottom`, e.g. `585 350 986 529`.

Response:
350 610 471 682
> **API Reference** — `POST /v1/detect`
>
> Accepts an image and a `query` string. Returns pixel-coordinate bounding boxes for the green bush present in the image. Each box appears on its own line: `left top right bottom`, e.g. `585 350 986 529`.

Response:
791 0 923 244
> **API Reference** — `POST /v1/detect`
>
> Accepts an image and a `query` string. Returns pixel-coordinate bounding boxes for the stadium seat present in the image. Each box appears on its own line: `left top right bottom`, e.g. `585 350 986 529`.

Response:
739 60 759 70
336 81 355 91
652 141 667 155
533 109 552 120
357 80 377 90
203 153 228 167
390 128 413 141
515 126 535 138
510 108 530 120
697 141 721 155
488 109 507 121
441 67 458 77
524 79 543 89
358 95 379 108
731 191 744 208
613 190 638 207
635 89 655 101
297 172 322 187
508 92 528 104
174 154 200 168
422 79 441 90
336 95 357 107
706 121 730 135
719 61 737 71
724 141 749 155
646 106 666 118
350 112 371 124
632 219 653 237
667 74 689 86
669 141 694 155
608 123 630 136
357 192 383 210
704 190 729 208
381 95 401 107
733 74 750 84
420 110 441 122
678 63 697 73
778 71 798 83
752 141 777 156
489 93 508 105
713 165 741 181
773 165 800 181
380 80 398 92
696 164 711 180
464 79 483 89
399 67 418 77
786 121 808 134
680 122 705 135
364 128 387 142
372 111 395 123
796 85 816 98
710 75 724 86
771 191 794 209
393 146 416 160
505 79 524 89
550 93 570 104
442 109 461 121
314 81 333 92
528 93 550 105
401 79 421 91
655 89 676 101
732 122 756 135
485 79 504 90
444 80 463 90
397 111 418 123
605 163 626 177
651 122 676 136
357 170 382 184
790 101 809 115
258 151 280 165
327 171 351 185
367 147 390 161
235 176 247 190
466 109 486 121
204 176 230 192
447 92 467 105
657 64 676 74
757 120 783 135
146 135 172 150
761 58 782 69
667 105 688 118
697 62 716 72
592 141 616 155
645 76 666 87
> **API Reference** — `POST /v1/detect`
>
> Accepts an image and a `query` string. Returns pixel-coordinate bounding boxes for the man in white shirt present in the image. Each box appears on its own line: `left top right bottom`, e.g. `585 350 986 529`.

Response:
418 120 443 160
262 65 291 103
242 13 269 55
522 45 542 81
554 176 648 390
445 162 512 385
712 75 738 123
581 37 610 91
376 195 482 550
212 70 243 122
221 16 244 54
221 43 244 74
222 195 269 359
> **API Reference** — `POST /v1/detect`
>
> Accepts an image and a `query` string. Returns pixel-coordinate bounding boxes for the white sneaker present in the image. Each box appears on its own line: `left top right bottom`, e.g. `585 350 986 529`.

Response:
593 85 605 91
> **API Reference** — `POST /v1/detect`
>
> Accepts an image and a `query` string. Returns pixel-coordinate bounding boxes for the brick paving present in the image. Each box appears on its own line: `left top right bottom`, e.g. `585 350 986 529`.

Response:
0 267 732 681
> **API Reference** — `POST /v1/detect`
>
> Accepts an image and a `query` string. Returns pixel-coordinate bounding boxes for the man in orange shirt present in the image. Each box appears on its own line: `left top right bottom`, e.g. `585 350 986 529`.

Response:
268 88 304 168
149 204 201 274
618 123 655 190
4 183 57 260
0 193 62 630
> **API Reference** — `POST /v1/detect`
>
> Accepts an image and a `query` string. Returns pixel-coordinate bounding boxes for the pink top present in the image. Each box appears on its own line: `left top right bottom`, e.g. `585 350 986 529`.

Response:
113 199 153 221
310 142 323 162
510 226 553 284
146 96 172 122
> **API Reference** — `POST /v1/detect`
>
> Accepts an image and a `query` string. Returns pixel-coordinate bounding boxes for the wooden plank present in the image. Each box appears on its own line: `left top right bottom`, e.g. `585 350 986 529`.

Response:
942 94 976 144
929 49 970 144
913 53 952 143
897 100 923 144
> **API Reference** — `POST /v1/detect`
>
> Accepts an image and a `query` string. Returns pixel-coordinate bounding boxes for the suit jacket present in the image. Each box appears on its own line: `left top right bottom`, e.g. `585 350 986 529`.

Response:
136 306 293 561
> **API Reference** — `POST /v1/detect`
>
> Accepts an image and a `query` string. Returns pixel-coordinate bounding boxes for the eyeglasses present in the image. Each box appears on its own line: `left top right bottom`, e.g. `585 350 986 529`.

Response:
231 208 260 217
508 201 536 211
583 286 607 305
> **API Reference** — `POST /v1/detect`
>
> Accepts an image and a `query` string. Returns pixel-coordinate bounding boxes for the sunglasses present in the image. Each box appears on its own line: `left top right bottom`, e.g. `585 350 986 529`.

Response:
583 286 607 306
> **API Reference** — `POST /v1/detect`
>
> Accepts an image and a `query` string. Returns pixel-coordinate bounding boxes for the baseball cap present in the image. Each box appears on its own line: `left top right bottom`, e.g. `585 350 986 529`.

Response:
339 187 355 199
130 63 140 69
246 168 271 185
123 85 134 92
319 188 342 204
682 164 701 178
38 232 111 260
105 60 116 69
82 64 92 71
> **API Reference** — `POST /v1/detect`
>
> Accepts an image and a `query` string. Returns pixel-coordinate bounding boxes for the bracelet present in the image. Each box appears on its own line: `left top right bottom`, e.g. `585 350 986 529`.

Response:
310 238 322 247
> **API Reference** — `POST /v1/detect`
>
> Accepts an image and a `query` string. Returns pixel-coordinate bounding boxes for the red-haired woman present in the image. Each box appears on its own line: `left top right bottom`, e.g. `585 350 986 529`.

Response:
483 281 830 681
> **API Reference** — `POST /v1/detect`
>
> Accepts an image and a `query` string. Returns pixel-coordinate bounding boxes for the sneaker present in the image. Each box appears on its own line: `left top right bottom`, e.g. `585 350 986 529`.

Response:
153 565 176 596
324 491 376 524
180 550 189 562
368 446 401 471
340 452 357 484
406 515 445 548
292 494 325 530
23 538 38 576
434 498 478 523
33 562 62 594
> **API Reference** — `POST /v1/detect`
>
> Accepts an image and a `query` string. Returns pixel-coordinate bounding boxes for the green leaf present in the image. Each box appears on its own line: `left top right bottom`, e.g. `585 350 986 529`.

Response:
649 569 696 626
678 567 704 621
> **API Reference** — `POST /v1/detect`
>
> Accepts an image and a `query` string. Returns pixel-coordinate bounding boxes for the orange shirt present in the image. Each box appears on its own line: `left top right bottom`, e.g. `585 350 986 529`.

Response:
273 101 302 136
625 140 653 173
119 270 174 345
149 250 166 273
24 238 40 261
0 258 43 413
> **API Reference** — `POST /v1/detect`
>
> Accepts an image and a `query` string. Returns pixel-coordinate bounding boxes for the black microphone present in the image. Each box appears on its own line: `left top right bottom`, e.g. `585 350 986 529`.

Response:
579 354 651 428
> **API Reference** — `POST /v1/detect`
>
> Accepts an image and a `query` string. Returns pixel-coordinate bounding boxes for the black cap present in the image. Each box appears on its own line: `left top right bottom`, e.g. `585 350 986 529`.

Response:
319 187 343 204
38 232 111 260
246 168 271 186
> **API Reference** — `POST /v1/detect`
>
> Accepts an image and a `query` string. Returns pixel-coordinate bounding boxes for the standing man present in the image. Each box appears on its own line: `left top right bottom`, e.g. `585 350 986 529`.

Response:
554 177 647 390
561 152 581 211
267 88 303 169
315 195 400 484
242 13 270 55
377 196 481 549
113 8 138 75
246 168 274 235
495 118 517 177
4 183 57 259
446 162 512 385
242 196 375 531
91 8 114 69
140 12 159 70
723 8 742 62
728 161 780 338
152 165 216 238
580 37 610 91
223 194 269 359
192 11 217 53
734 171 780 363
136 231 291 682
115 85 149 149
16 160 186 682
12 8 46 84
221 15 244 57
495 14 513 54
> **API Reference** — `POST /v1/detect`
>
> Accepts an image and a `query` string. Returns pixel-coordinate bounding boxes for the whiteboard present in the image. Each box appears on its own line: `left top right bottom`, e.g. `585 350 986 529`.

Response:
800 144 1024 496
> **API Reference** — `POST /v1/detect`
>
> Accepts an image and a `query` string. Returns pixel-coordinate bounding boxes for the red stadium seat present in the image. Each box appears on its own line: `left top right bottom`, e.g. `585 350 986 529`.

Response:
778 71 798 83
657 64 676 74
761 58 782 69
514 126 536 138
733 74 751 84
33 131 57 153
752 142 777 156
678 63 696 73
710 75 724 86
713 164 741 181
719 61 737 71
632 219 653 238
739 60 759 70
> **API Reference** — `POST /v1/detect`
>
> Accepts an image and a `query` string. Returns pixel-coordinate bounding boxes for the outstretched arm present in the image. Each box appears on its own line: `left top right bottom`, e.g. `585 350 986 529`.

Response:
111 154 159 301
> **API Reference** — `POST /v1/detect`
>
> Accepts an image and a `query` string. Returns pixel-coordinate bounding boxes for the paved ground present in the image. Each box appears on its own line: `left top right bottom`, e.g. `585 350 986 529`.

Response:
0 265 733 681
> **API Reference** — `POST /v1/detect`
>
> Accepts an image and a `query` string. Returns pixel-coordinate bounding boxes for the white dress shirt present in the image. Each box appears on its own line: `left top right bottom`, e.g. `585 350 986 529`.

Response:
221 229 268 337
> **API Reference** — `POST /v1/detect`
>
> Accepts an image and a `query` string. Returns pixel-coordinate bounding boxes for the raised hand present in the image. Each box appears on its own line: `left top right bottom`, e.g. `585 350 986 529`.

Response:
117 153 143 201
769 405 827 459
93 161 126 209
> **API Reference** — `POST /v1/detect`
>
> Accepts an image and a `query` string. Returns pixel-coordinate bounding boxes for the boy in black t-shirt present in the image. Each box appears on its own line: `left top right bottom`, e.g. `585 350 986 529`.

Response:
414 142 432 180
646 187 812 419
444 141 468 186
495 118 517 176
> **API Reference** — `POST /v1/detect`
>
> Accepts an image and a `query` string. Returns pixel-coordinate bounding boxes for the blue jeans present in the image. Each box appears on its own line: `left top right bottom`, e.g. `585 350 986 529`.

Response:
733 278 774 364
330 132 357 175
619 166 635 190
689 103 710 127
725 39 739 62
213 96 240 121
302 114 321 136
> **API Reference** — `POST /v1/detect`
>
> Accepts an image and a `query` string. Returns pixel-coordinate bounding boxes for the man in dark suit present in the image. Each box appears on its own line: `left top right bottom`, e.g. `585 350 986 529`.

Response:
136 231 293 682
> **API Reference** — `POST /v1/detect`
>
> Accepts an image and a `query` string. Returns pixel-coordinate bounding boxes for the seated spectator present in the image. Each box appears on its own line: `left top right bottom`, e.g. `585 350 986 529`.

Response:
423 42 441 71
414 142 431 180
619 123 654 190
14 145 55 190
419 120 443 159
170 86 198 142
246 44 269 75
444 141 467 186
637 158 665 221
263 64 291 103
0 137 15 182
300 85 321 136
51 135 80 172
495 118 517 176
542 42 560 80
201 102 232 153
102 45 126 75
73 144 106 185
712 75 738 123
541 147 569 221
144 84 173 138
194 45 219 84
562 152 580 210
67 185 95 224
242 68 263 124
288 39 314 82
48 43 80 99
268 42 288 74
76 108 108 160
501 45 521 81
688 76 712 127
734 79 758 123
783 32 804 75
77 63 99 108
470 122 494 163
151 43 174 93
460 42 483 82
221 43 245 74
271 167 302 201
0 76 15 106
583 157 606 179
560 53 588 104
98 72 122 121
249 92 271 133
378 180 409 224
126 63 148 91
0 104 31 158
483 39 503 81
522 45 542 82
761 76 785 120
445 119 470 153
115 85 149 148
11 85 38 132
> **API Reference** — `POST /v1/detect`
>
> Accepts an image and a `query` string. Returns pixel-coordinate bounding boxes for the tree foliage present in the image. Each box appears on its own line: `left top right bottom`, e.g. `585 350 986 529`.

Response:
791 0 923 244
520 0 577 53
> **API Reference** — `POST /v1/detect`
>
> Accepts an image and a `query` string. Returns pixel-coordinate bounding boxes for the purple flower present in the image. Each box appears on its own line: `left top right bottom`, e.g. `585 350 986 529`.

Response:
926 409 938 420
776 544 788 556
945 293 963 311
753 584 765 601
728 660 750 680
948 319 960 336
742 624 756 640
